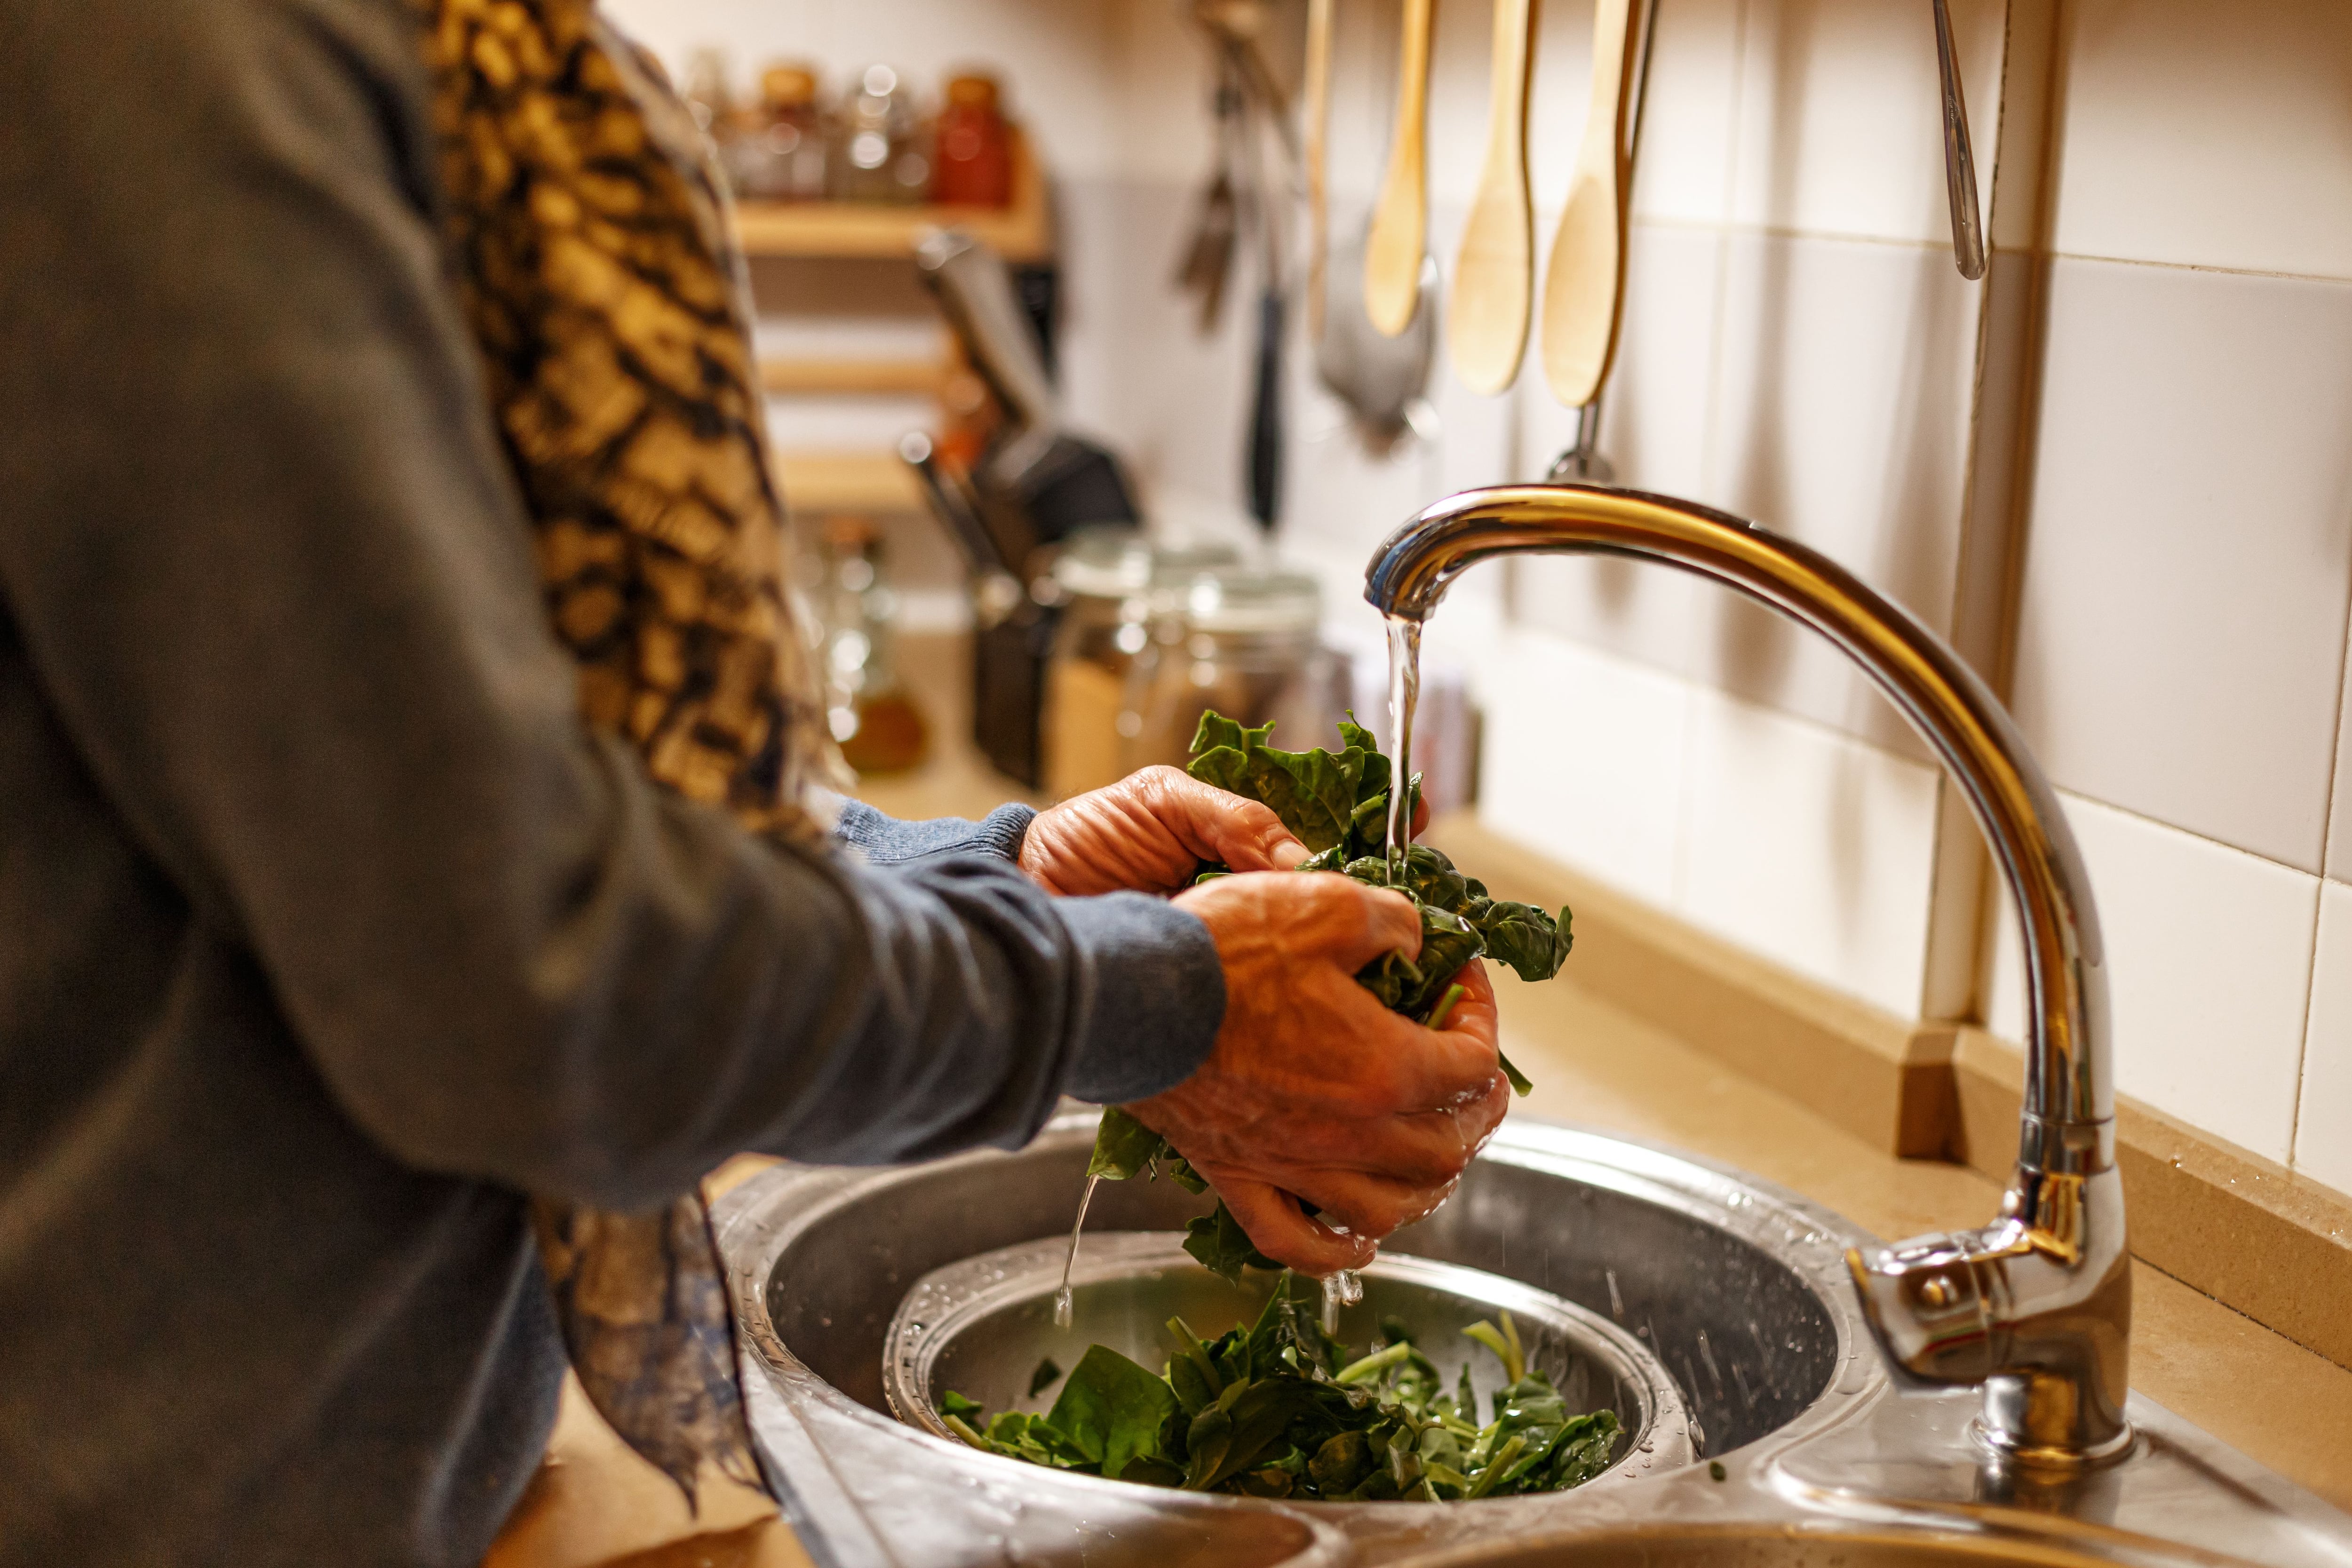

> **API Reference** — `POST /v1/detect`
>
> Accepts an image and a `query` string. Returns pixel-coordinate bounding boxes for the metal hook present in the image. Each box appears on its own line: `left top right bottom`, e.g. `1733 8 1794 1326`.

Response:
1933 0 1986 280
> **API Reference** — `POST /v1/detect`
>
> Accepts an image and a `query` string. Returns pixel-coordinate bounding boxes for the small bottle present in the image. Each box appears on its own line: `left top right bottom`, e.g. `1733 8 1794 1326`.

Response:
930 73 1012 207
736 64 829 202
682 48 756 194
828 65 931 205
815 517 929 775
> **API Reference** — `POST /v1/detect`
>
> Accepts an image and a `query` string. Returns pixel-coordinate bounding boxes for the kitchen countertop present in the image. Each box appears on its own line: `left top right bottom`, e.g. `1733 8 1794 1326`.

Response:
487 634 2352 1567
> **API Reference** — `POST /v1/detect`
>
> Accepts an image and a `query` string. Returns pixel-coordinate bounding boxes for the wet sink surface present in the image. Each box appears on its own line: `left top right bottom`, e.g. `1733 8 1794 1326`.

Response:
713 1112 2352 1568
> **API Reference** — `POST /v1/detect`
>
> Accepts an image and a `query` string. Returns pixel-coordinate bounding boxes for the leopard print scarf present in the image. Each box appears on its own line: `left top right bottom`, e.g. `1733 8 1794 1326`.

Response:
417 0 844 1503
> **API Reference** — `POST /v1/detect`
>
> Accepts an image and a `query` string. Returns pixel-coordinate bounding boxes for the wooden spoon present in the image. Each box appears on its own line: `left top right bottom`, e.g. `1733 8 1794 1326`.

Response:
1449 0 1537 395
1539 0 1639 406
1363 0 1436 338
1303 0 1334 339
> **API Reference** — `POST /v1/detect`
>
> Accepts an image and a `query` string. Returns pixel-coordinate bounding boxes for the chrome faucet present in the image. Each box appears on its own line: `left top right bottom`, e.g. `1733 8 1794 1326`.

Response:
1366 483 2132 1465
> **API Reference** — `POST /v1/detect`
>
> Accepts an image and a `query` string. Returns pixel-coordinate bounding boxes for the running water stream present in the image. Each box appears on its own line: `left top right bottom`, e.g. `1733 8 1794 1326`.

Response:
1383 615 1422 883
1052 1175 1100 1329
1320 1267 1363 1332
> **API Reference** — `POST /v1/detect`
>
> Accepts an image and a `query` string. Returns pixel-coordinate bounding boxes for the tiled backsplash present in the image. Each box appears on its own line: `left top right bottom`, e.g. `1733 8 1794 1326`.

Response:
617 0 2352 1200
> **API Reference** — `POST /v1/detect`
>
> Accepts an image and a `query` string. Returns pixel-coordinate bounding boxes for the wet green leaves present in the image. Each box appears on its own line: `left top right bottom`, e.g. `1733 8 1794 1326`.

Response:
1084 715 1572 1284
945 1288 1623 1503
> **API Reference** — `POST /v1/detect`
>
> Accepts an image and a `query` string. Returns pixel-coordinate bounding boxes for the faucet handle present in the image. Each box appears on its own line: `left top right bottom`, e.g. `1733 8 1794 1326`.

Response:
1846 1231 2002 1388
1848 1166 2133 1466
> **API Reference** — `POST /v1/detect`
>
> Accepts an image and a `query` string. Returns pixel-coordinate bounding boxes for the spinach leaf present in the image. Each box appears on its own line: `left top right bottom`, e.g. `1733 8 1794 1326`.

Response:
1183 1203 1281 1285
952 1293 1621 1502
1087 1106 1167 1181
1044 1344 1179 1482
1185 713 1364 854
1473 898 1574 984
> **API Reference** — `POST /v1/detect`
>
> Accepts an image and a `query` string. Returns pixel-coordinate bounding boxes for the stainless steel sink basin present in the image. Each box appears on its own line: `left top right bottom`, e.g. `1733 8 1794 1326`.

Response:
880 1233 1698 1488
715 1110 2352 1567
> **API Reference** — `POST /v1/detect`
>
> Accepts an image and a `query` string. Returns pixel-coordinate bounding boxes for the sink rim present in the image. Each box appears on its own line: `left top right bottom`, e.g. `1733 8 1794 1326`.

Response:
715 1111 1889 1535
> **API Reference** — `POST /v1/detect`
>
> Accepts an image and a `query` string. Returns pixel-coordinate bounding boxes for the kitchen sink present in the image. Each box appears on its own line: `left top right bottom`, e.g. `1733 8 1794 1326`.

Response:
1408 1523 2225 1568
712 1110 2352 1568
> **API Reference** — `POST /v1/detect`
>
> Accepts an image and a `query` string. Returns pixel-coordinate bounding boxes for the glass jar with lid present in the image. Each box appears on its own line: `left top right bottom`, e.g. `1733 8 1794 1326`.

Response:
1127 562 1336 785
1041 529 1240 800
734 64 830 201
828 65 931 204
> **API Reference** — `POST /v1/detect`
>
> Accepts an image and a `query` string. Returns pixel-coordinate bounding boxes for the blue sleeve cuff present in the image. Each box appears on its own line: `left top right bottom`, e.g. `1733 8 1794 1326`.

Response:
831 798 1036 865
1059 892 1225 1104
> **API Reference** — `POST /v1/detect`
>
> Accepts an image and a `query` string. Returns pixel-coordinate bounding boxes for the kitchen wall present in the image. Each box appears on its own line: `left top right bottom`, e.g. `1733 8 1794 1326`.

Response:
612 0 2352 1200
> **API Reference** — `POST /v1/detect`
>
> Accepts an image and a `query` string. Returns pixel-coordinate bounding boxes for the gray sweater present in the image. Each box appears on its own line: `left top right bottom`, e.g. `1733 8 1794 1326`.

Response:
0 1 1223 1563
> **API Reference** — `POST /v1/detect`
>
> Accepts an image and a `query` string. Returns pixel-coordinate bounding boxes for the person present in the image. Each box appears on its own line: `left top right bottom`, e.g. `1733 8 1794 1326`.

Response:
0 1 1511 1564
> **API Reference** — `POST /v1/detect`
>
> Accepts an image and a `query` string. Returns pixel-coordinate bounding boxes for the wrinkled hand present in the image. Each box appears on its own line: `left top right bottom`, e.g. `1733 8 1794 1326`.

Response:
1127 873 1510 1275
1018 765 1310 896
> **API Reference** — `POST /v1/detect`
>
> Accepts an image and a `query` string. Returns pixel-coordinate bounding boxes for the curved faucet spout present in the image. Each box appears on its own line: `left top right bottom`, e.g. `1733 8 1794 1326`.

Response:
1367 484 2130 1464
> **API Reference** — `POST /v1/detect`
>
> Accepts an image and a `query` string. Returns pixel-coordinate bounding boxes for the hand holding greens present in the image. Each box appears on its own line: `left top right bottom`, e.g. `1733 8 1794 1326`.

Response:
941 1281 1621 1502
1100 713 1574 1281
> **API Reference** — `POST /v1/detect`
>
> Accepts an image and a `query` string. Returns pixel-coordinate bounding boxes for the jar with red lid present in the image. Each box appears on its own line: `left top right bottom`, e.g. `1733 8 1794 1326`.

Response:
930 73 1013 207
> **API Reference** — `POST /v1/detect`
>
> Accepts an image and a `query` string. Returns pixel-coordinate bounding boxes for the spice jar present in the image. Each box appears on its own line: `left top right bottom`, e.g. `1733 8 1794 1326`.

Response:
930 73 1013 207
734 64 829 201
829 65 931 205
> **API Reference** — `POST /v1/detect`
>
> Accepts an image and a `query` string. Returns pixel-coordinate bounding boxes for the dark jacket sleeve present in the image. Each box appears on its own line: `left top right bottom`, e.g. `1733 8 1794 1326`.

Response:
0 0 1220 1209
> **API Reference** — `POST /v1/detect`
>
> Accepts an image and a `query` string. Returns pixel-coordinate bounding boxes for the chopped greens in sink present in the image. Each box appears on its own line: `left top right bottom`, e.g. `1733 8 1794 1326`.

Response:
940 1280 1622 1501
1092 712 1574 1283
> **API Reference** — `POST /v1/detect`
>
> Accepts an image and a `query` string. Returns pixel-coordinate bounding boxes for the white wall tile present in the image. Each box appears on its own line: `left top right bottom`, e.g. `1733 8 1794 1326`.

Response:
2326 612 2352 883
1986 792 2318 1163
1677 688 1942 1017
1626 0 1743 226
2295 880 2352 1197
2053 0 2352 281
1480 628 1689 910
1728 0 2004 247
2009 259 2352 873
1509 222 1725 676
1701 230 1980 759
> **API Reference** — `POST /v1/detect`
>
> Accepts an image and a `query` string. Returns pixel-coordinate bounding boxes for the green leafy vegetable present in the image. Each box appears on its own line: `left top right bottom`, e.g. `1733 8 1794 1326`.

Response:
1085 713 1574 1274
943 1281 1622 1502
1183 1202 1281 1286
1044 1344 1181 1482
1028 1357 1064 1399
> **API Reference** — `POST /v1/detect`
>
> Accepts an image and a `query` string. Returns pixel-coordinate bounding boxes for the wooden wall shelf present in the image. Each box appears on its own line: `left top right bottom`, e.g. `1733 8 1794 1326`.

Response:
773 451 925 515
731 132 1051 263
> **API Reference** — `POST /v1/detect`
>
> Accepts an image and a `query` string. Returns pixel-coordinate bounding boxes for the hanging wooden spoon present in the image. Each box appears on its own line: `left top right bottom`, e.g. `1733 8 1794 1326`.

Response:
1303 0 1334 340
1363 0 1435 338
1449 0 1537 394
1540 0 1638 406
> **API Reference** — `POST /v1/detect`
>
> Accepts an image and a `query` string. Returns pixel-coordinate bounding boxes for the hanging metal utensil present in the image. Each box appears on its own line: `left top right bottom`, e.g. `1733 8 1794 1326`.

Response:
1931 0 1986 280
1173 52 1244 333
1318 225 1439 452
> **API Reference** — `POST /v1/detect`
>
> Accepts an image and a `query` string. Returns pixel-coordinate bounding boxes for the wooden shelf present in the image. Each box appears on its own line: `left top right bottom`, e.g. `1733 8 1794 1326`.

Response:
773 450 926 516
731 132 1051 263
759 355 949 397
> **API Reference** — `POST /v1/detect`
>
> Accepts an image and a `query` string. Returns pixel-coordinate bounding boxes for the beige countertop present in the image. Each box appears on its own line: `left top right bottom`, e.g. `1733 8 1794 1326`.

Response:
488 636 2352 1566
